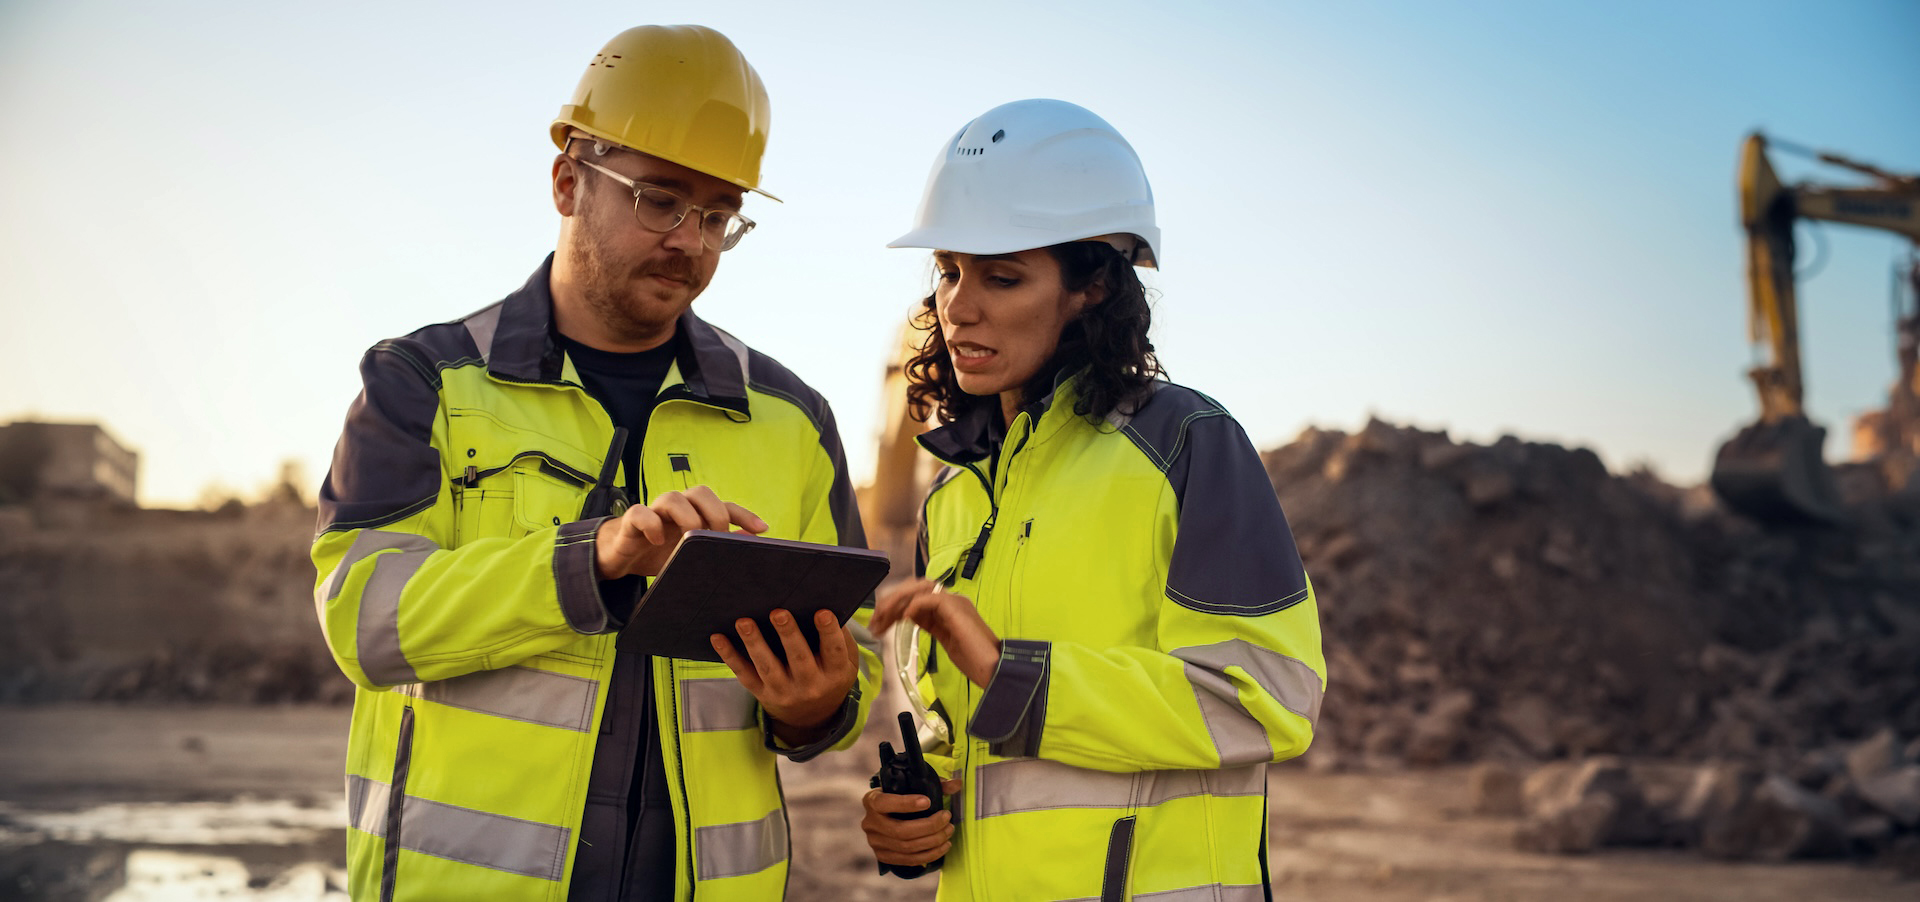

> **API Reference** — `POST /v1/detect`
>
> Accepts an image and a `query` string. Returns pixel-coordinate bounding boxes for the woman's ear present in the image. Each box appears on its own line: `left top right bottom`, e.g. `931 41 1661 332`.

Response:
1071 279 1109 315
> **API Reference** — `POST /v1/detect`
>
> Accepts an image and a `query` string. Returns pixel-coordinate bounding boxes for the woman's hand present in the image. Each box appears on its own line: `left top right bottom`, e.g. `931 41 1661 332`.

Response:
862 776 965 868
871 579 1001 688
594 485 767 579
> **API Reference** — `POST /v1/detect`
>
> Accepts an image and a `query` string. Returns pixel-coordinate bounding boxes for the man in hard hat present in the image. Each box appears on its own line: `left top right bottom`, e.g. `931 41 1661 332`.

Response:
311 25 878 901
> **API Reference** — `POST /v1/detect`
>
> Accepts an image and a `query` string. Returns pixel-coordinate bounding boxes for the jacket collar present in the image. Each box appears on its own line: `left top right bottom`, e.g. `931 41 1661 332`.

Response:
482 254 751 413
917 368 1083 466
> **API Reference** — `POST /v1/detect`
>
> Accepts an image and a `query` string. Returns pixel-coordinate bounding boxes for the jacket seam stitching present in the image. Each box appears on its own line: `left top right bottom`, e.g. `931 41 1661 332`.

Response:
747 381 823 434
319 493 439 534
1164 584 1309 617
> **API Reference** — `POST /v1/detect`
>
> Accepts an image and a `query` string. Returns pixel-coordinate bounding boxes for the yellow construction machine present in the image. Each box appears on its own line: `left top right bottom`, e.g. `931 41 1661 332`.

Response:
1711 132 1920 524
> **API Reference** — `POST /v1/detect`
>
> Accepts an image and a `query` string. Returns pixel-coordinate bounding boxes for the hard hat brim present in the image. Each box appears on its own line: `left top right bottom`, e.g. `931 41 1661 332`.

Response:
553 121 783 203
887 226 1158 269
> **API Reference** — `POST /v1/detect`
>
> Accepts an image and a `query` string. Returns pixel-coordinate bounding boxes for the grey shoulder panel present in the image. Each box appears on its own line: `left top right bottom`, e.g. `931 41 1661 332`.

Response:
1114 383 1227 473
1144 389 1309 617
316 341 453 536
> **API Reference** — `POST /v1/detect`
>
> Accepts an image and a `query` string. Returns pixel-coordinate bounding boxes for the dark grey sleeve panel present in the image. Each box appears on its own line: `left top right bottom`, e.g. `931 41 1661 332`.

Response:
746 350 868 552
762 687 862 762
1155 401 1308 617
813 396 869 553
316 343 448 537
552 517 616 634
968 639 1050 757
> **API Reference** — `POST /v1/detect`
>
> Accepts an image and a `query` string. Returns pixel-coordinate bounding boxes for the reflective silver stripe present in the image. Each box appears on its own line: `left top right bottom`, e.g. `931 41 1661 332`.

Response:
463 304 502 364
694 809 787 880
1175 638 1324 725
1137 885 1267 902
1185 663 1273 766
849 618 880 684
975 758 1265 819
422 665 597 732
316 530 437 605
711 327 753 383
347 771 384 834
681 679 757 732
359 542 435 686
317 531 437 686
346 775 568 882
1064 884 1267 902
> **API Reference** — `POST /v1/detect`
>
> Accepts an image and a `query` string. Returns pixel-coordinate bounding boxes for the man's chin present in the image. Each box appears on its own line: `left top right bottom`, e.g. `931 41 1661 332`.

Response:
610 287 696 330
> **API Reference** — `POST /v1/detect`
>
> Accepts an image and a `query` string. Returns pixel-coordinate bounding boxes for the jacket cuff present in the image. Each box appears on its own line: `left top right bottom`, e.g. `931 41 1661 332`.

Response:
967 640 1049 757
762 687 861 763
554 517 617 634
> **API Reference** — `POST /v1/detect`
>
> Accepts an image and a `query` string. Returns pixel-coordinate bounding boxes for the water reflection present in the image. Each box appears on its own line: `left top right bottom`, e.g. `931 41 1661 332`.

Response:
105 851 344 901
1 797 345 900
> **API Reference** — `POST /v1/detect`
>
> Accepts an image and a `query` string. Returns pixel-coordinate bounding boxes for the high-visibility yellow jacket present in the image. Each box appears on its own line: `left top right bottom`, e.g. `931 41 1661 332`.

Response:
312 260 878 901
909 375 1324 902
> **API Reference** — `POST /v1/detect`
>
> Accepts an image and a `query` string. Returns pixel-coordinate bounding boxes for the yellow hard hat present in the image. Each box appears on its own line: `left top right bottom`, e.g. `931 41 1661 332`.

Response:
552 25 778 200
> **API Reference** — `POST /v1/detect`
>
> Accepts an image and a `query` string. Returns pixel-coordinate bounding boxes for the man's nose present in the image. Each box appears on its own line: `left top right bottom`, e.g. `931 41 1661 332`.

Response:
661 211 708 257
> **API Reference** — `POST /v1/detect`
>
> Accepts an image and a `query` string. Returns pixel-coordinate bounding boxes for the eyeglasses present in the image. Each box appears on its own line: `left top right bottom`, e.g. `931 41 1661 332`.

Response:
573 157 756 252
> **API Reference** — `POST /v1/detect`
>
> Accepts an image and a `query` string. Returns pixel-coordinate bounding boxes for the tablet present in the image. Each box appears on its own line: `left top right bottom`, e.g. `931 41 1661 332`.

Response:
614 530 891 663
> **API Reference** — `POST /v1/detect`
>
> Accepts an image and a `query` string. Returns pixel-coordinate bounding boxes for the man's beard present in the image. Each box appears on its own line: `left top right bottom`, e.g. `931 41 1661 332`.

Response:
569 206 706 343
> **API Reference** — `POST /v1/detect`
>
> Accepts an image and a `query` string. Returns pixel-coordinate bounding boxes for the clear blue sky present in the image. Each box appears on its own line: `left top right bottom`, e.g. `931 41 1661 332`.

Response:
2 0 1915 507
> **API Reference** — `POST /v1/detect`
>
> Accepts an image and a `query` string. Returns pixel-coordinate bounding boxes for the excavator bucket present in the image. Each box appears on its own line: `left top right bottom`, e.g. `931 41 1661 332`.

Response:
1710 415 1847 525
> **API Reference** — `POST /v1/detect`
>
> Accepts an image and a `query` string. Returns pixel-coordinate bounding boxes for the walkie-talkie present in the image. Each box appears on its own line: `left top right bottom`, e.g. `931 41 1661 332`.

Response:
870 710 946 878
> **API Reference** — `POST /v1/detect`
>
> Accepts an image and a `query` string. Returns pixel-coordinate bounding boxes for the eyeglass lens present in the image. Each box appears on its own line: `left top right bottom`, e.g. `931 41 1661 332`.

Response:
631 187 749 250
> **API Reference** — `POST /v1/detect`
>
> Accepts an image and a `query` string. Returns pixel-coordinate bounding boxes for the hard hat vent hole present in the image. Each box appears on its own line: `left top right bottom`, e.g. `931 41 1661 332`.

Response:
991 129 1005 143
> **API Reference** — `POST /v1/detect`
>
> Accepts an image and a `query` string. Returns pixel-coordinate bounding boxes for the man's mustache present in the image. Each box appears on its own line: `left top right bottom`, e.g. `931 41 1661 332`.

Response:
634 257 700 289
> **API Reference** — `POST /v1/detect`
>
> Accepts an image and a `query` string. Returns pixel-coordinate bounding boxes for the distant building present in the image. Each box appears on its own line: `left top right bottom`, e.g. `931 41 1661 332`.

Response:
0 421 139 506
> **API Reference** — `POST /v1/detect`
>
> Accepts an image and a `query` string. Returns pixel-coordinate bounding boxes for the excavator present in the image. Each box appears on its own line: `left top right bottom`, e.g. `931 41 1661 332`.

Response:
1710 132 1920 524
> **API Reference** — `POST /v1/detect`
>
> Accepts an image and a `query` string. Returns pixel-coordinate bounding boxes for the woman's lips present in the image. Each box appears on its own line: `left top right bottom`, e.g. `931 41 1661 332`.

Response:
950 341 996 372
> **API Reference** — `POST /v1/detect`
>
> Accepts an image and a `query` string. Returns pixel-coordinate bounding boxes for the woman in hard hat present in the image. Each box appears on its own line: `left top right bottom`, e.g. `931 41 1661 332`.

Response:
861 98 1326 900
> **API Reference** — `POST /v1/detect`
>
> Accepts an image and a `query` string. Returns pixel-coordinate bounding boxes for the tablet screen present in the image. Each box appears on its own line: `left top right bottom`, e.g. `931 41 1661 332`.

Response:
614 530 890 663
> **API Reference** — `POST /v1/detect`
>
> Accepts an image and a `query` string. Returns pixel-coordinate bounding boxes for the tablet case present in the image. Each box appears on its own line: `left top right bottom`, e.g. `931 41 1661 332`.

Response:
614 530 890 663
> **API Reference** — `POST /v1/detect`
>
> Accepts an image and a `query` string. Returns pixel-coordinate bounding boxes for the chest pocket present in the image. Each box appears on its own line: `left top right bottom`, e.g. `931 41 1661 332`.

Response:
923 539 971 585
452 452 594 546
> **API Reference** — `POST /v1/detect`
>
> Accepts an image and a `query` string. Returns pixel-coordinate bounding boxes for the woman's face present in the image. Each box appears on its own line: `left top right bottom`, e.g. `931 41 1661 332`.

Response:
933 248 1095 405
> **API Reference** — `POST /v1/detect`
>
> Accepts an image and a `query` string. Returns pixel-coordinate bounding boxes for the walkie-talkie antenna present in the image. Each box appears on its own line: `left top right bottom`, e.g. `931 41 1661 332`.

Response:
897 712 923 768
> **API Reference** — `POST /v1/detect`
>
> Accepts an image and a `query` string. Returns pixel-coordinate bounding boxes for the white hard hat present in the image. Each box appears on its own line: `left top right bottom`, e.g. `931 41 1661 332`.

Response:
889 99 1160 268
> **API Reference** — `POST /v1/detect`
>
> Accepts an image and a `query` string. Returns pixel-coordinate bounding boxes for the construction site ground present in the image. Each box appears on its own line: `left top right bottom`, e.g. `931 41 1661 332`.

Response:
0 704 1910 902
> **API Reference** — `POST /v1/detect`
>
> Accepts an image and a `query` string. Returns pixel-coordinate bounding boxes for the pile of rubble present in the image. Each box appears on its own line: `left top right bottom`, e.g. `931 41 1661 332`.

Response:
1273 418 1920 769
1270 418 1920 865
1478 730 1920 874
0 499 344 704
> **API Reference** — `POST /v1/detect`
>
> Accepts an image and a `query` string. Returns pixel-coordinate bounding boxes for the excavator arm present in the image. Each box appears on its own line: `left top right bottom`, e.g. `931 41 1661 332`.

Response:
1712 133 1920 524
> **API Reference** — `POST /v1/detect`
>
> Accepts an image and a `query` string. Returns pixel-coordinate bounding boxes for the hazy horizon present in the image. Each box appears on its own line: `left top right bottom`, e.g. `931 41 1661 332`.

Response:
3 0 1915 508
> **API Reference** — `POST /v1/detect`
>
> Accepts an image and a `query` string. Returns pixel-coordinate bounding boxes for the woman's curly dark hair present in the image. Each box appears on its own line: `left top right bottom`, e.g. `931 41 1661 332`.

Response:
904 241 1164 425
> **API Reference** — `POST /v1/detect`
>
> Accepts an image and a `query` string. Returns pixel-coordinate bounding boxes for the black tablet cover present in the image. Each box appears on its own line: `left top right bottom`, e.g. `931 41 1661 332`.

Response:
614 530 890 663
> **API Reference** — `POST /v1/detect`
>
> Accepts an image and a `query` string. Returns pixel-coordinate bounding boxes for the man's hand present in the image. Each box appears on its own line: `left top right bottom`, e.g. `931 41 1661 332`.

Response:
710 608 860 745
594 485 767 580
862 776 964 868
870 579 1000 688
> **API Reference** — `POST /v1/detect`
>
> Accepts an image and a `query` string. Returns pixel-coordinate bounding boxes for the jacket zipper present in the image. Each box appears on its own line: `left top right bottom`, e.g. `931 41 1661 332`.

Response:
1007 519 1033 635
1099 815 1137 902
956 425 1031 580
666 657 697 900
453 450 595 489
964 414 1034 902
381 704 416 902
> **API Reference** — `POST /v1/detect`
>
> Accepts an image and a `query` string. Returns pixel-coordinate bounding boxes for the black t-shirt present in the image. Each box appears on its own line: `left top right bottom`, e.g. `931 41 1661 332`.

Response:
558 333 677 497
557 331 678 901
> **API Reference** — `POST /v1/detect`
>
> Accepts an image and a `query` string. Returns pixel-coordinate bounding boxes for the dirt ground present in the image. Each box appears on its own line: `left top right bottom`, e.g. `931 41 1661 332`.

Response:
0 705 1912 901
